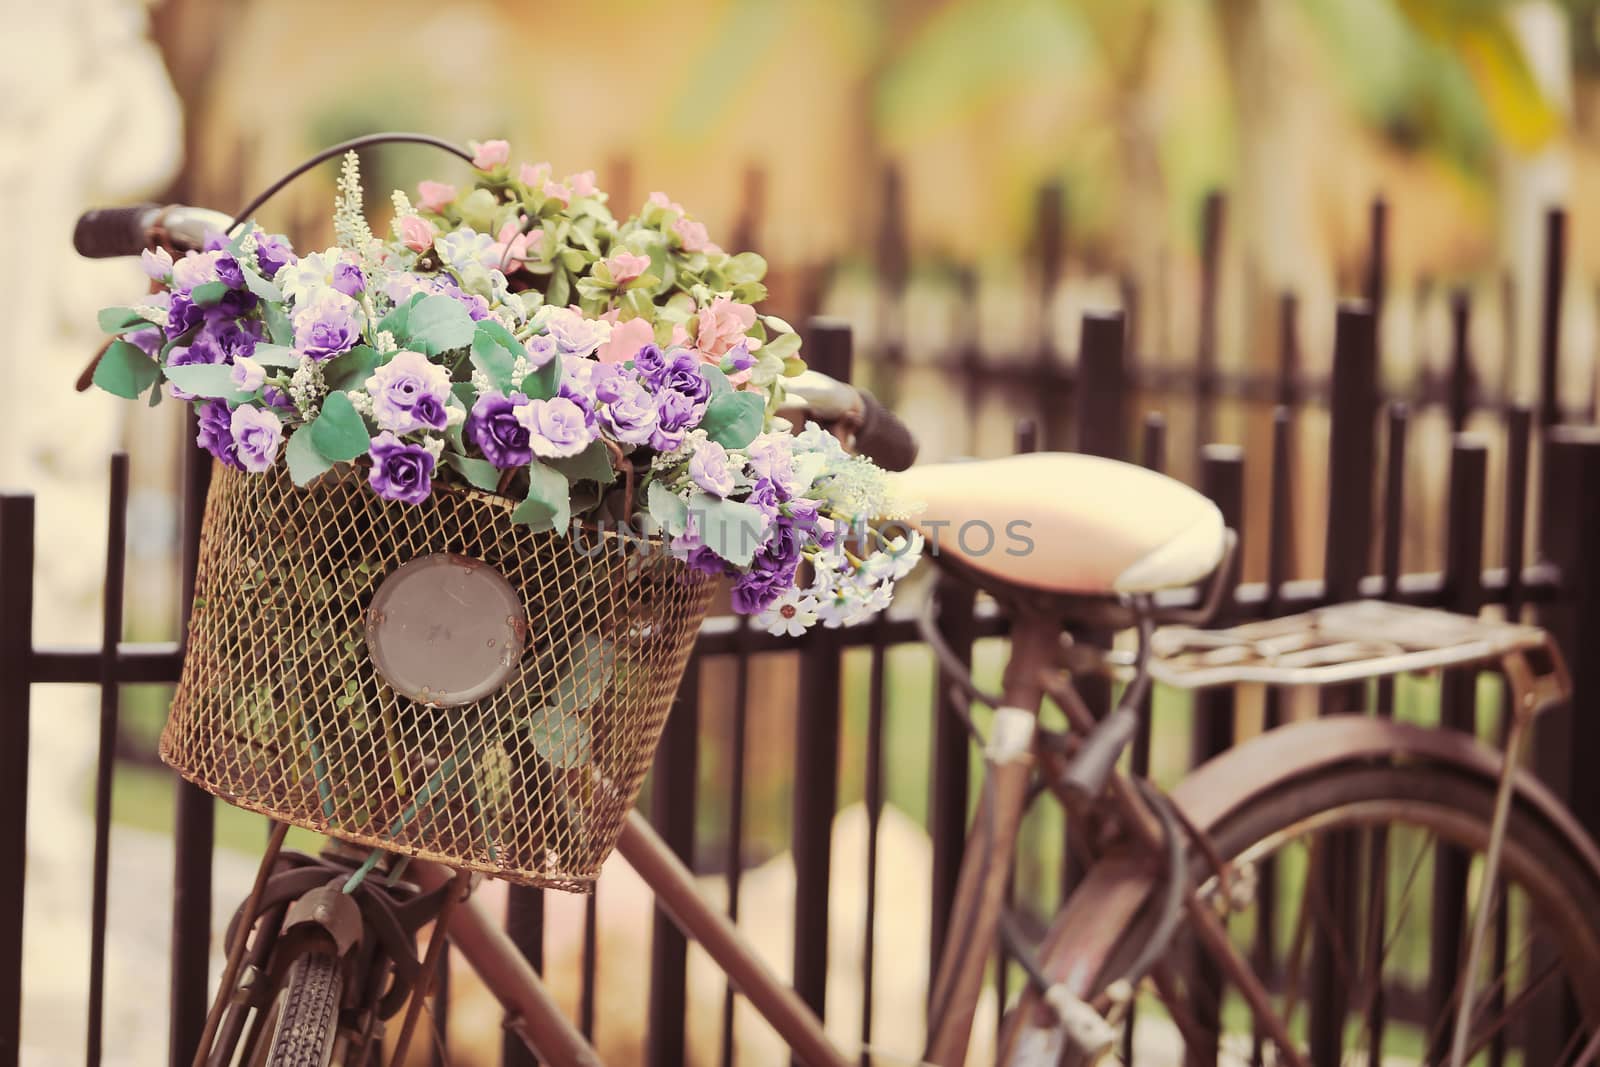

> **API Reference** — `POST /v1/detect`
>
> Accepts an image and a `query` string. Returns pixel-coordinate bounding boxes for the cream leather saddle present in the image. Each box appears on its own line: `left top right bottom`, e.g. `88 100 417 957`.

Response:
894 453 1226 596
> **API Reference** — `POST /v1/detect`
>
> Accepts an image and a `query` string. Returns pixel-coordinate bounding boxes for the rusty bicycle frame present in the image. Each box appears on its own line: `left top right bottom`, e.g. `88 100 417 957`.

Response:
197 534 1582 1067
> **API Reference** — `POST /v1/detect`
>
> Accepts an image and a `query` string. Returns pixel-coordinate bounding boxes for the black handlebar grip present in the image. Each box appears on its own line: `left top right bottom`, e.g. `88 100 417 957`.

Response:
854 388 918 471
74 204 158 258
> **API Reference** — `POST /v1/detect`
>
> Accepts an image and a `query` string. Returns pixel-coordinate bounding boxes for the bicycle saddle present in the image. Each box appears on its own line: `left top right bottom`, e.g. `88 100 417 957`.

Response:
895 452 1225 596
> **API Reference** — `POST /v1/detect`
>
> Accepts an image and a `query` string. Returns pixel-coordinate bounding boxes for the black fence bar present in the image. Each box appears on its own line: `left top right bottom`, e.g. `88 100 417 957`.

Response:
646 660 701 1067
1539 209 1567 428
1426 436 1489 1064
502 886 544 1067
1366 197 1388 316
29 643 185 684
1449 294 1472 433
169 429 213 1067
86 454 128 1067
721 617 752 1067
1532 427 1600 1060
0 494 34 1067
1194 191 1225 453
579 894 597 1042
791 322 852 1046
926 574 976 997
859 612 888 1067
1190 446 1244 1063
1323 303 1380 605
1077 312 1126 458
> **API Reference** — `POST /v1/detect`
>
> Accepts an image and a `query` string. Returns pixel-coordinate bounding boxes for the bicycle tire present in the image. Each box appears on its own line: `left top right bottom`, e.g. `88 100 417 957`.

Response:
261 952 342 1067
1004 731 1600 1063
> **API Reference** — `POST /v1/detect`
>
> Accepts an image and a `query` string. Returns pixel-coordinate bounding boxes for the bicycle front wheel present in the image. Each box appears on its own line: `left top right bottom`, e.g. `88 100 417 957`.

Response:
1008 721 1600 1065
260 952 342 1067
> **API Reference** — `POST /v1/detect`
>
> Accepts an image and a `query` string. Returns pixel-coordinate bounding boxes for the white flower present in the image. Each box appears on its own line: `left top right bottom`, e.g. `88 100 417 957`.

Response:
230 356 265 393
421 436 445 461
756 589 819 637
276 250 344 305
445 404 466 428
132 302 168 327
345 390 374 416
334 150 374 254
375 330 399 355
171 249 223 290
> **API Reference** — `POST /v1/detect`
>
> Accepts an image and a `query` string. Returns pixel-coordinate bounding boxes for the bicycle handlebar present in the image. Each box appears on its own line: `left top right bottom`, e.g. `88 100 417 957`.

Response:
73 204 161 258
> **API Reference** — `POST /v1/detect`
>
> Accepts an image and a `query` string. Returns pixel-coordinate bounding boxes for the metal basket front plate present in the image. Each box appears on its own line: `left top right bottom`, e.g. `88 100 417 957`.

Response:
161 461 715 890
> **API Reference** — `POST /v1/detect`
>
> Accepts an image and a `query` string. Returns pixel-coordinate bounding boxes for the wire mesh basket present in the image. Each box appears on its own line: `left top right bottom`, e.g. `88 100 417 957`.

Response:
161 461 715 890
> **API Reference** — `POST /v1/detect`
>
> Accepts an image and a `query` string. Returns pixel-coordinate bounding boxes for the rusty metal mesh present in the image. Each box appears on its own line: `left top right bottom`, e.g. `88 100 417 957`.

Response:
161 461 715 890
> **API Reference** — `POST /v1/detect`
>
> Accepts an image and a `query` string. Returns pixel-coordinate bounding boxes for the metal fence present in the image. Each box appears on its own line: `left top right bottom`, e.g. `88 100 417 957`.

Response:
5 188 1600 1066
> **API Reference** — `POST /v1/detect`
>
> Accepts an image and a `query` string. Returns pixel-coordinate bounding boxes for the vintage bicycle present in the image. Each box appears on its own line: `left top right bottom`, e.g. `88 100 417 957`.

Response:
76 165 1599 1066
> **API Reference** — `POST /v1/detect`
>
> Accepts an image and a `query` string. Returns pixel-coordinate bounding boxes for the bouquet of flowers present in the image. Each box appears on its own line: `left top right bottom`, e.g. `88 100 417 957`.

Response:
92 139 919 634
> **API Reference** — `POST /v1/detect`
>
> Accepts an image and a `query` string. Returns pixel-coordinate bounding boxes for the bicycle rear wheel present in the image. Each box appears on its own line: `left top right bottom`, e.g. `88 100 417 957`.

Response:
261 952 342 1067
1008 728 1600 1064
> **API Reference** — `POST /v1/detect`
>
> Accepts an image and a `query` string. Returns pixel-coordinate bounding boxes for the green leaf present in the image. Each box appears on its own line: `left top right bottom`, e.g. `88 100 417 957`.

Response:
407 294 476 356
549 440 616 486
688 493 766 567
324 345 381 393
544 265 570 309
92 340 161 399
526 634 615 767
646 481 688 536
240 268 282 303
511 461 571 533
309 390 371 461
262 300 292 345
97 307 153 334
164 363 253 402
250 343 301 369
378 292 425 343
518 354 561 400
189 281 229 307
444 452 502 492
699 391 764 450
285 425 333 486
699 363 732 396
725 251 767 284
470 324 518 392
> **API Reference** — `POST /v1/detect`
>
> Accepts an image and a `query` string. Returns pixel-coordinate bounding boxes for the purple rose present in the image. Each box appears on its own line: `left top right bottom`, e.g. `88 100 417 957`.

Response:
544 308 608 355
215 255 244 289
292 290 361 361
556 382 597 425
783 496 821 531
189 320 257 365
689 440 737 497
650 389 700 452
659 350 711 407
213 288 258 319
195 400 242 469
254 233 296 279
229 405 283 473
518 396 594 459
366 351 451 433
331 262 366 297
261 385 294 412
166 292 203 339
730 559 795 614
126 326 162 358
634 344 667 385
722 342 755 375
526 334 557 369
591 363 630 405
468 391 533 468
368 432 436 505
685 545 729 577
434 276 490 321
598 380 657 446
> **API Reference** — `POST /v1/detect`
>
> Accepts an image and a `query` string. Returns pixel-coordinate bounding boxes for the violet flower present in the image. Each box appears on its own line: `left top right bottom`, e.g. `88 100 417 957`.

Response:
292 289 362 361
517 396 594 459
229 405 283 473
366 351 451 434
195 400 242 469
468 391 534 468
368 432 436 505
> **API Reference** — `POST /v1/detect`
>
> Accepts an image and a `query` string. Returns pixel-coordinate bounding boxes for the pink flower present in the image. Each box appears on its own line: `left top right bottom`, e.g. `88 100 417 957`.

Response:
491 218 539 270
695 296 757 358
669 323 691 348
417 180 457 213
470 139 511 170
542 180 572 207
606 251 651 285
647 191 684 213
568 170 598 198
519 161 552 188
672 217 712 253
398 215 437 253
595 316 654 364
